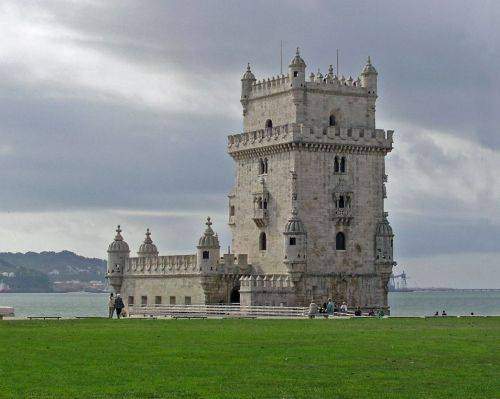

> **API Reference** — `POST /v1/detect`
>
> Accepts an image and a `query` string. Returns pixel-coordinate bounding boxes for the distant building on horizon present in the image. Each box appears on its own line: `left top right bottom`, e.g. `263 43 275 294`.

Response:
107 49 396 311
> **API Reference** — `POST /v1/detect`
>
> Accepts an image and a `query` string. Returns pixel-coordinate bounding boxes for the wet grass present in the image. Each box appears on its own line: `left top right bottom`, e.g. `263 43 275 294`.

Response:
0 317 498 398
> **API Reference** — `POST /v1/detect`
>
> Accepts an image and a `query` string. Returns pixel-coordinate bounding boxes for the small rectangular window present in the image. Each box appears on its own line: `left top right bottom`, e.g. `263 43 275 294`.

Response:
293 71 298 77
289 237 296 246
128 296 134 306
230 205 235 216
155 296 162 305
202 250 209 259
141 296 147 306
169 296 176 305
184 296 192 305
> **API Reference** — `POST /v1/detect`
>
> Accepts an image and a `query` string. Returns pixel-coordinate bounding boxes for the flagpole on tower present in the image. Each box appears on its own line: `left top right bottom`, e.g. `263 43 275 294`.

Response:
336 49 339 76
280 40 283 75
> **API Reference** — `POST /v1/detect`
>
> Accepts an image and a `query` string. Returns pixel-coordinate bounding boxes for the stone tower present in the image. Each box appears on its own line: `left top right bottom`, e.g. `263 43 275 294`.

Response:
228 49 396 310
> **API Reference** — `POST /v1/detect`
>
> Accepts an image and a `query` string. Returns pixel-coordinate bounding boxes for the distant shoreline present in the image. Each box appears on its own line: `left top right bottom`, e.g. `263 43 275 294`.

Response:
2 288 500 294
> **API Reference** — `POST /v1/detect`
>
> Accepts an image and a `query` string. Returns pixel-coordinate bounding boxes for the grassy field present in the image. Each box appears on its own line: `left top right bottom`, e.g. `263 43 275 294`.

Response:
0 317 498 398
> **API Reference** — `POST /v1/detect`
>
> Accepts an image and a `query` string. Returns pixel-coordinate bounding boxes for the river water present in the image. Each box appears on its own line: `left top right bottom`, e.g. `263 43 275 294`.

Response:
1 290 499 318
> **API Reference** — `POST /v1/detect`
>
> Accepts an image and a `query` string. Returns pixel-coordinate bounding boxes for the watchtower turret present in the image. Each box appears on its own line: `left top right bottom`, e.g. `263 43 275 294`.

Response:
137 228 159 258
375 212 394 264
360 56 378 95
197 217 221 272
289 47 306 87
106 225 129 293
241 63 256 116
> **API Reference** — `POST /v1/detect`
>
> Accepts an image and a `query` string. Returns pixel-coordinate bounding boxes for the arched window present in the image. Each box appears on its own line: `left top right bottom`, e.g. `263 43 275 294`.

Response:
329 115 336 126
258 197 263 209
264 158 268 174
334 156 340 173
265 119 273 129
259 232 267 251
202 251 210 259
263 198 268 209
336 232 346 250
259 159 265 174
340 157 346 173
338 196 345 208
229 205 235 216
289 237 296 246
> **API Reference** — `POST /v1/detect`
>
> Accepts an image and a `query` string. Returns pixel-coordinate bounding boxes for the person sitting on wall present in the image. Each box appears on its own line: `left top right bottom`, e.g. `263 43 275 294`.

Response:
115 294 125 319
442 310 447 316
434 311 439 316
340 302 348 313
368 309 375 317
354 307 362 316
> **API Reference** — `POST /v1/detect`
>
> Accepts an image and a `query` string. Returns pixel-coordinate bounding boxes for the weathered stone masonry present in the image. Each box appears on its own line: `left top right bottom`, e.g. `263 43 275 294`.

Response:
106 49 396 312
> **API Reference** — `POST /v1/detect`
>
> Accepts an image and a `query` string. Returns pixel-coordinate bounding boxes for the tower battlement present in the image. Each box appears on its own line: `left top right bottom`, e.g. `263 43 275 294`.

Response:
227 123 393 157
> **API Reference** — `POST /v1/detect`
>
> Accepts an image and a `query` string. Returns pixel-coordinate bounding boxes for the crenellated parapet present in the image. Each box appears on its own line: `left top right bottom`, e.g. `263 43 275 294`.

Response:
227 123 394 157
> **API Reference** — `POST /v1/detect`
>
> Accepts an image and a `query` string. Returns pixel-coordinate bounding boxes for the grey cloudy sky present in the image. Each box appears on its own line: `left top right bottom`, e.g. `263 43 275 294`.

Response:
0 0 499 288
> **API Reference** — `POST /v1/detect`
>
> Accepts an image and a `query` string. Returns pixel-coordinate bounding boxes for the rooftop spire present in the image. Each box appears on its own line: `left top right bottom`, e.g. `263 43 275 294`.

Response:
144 228 152 244
115 225 123 241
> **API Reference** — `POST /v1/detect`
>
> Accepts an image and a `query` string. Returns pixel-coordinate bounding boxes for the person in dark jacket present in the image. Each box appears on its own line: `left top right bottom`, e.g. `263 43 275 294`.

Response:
115 294 125 319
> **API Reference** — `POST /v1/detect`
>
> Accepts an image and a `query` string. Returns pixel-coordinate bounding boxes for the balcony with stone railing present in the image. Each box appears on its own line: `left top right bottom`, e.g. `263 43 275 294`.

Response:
253 208 269 228
330 208 353 225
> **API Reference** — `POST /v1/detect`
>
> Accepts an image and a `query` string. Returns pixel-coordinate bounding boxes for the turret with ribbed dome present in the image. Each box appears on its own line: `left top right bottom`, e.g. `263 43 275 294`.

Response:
197 217 221 272
241 63 256 116
283 172 307 277
361 56 378 95
137 228 159 258
375 212 394 263
106 225 130 293
289 47 306 87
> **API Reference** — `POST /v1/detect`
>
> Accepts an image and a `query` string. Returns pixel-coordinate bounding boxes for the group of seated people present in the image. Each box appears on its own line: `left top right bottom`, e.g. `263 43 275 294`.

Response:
315 300 384 317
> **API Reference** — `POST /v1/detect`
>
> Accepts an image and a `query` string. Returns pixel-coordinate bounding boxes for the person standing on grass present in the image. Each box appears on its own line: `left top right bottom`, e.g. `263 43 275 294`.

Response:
326 298 334 317
115 294 125 319
108 293 116 319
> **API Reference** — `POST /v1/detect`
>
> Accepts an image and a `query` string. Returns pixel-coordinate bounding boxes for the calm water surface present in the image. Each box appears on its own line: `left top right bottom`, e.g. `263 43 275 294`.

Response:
0 290 499 318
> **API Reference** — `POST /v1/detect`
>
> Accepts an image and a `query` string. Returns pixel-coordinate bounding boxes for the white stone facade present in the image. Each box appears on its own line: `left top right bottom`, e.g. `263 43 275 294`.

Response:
106 50 396 312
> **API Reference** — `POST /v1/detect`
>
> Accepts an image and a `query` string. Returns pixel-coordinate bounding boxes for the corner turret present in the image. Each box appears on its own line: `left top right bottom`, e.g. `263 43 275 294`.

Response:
283 172 307 279
375 212 394 264
197 217 221 273
137 228 159 258
106 225 130 293
360 56 378 95
241 63 256 116
289 47 306 87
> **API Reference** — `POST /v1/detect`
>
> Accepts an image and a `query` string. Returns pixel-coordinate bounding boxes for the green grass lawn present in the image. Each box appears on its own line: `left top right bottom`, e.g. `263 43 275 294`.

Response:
0 317 498 399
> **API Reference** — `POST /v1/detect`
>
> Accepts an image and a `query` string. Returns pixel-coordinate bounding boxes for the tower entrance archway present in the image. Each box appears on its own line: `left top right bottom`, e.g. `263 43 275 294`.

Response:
230 286 240 304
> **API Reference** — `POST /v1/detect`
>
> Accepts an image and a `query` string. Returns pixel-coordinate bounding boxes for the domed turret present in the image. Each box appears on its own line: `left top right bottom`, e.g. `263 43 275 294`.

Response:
289 47 306 69
106 225 130 293
108 225 129 253
289 47 306 87
375 213 394 263
360 56 378 94
284 207 306 235
241 63 256 115
197 217 221 272
283 206 307 276
137 228 159 258
242 63 256 81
